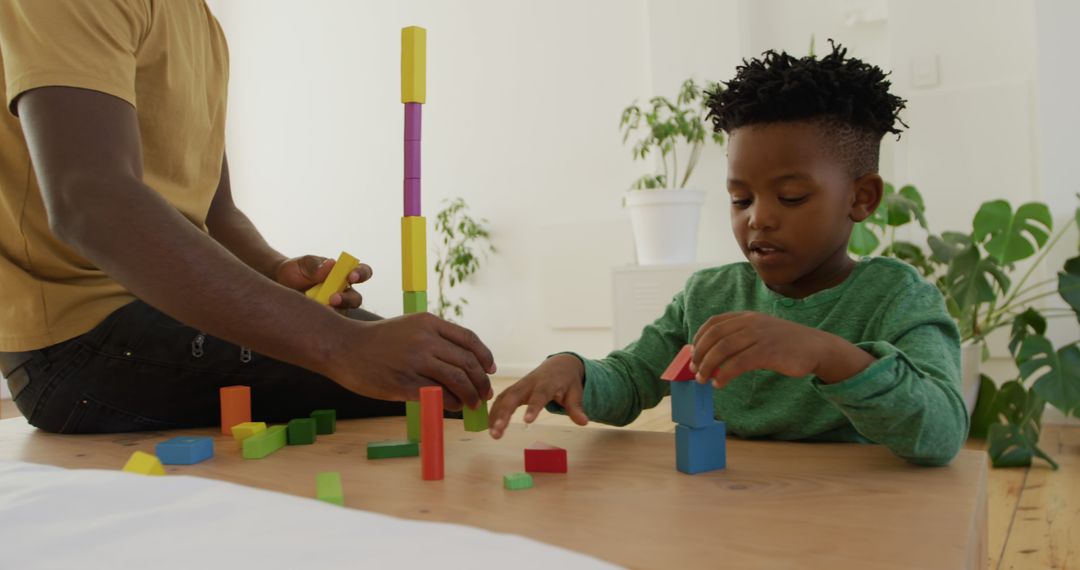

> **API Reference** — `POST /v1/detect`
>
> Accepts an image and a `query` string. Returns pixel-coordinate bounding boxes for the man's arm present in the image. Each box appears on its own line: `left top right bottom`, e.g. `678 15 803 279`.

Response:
17 86 495 409
205 153 287 280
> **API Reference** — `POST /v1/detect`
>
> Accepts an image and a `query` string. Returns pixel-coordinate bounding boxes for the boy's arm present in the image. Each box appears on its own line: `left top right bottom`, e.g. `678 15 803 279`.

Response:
813 283 968 466
548 290 690 426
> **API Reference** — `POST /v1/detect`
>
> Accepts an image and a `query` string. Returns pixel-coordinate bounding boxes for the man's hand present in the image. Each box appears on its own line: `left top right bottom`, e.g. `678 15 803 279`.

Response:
274 255 370 309
690 312 875 387
487 354 589 439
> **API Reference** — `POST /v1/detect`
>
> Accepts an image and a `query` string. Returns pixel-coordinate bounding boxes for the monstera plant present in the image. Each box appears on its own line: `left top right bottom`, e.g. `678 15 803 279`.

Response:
850 184 1080 469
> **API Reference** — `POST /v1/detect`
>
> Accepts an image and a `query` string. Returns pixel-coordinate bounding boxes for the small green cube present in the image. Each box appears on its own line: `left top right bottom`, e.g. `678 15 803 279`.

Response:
310 409 336 435
316 472 344 506
406 401 421 442
288 418 317 445
366 439 420 459
463 400 489 432
242 425 287 459
503 472 533 491
403 291 427 313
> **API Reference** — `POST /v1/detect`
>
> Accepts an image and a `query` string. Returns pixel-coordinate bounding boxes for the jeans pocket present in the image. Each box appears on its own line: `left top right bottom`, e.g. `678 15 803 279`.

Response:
58 393 180 434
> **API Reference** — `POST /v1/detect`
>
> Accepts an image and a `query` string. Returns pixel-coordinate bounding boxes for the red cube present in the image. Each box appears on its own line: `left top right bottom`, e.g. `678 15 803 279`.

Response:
524 441 567 473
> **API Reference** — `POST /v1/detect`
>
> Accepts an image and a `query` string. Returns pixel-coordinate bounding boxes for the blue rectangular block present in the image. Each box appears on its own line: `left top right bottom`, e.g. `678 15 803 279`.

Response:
670 380 715 428
675 422 726 475
156 436 214 465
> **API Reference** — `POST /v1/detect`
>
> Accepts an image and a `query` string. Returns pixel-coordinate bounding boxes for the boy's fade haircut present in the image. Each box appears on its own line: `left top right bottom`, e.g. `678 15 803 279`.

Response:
705 41 906 177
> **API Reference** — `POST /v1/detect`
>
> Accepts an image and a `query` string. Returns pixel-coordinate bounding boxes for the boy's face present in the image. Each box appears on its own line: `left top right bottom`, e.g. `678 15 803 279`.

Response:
726 121 881 299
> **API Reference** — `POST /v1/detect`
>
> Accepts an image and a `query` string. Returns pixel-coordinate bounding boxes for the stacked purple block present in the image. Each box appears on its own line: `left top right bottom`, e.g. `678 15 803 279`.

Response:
404 103 422 216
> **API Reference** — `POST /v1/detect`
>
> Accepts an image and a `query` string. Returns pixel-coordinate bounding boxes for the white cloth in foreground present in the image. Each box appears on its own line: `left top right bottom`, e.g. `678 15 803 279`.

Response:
0 459 619 569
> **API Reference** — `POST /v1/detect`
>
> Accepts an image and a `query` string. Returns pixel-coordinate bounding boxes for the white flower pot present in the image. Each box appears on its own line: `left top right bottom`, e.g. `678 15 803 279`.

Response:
960 341 981 419
624 189 706 265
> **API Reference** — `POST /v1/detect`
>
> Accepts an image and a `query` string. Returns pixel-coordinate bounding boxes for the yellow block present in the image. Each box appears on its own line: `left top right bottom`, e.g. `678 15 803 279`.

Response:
305 284 320 299
230 421 267 442
122 450 165 476
401 26 426 103
401 216 427 291
313 251 360 305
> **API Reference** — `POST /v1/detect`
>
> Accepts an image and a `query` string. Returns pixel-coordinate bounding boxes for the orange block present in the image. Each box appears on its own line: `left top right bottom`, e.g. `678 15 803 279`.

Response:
420 386 444 481
220 385 251 435
661 344 695 382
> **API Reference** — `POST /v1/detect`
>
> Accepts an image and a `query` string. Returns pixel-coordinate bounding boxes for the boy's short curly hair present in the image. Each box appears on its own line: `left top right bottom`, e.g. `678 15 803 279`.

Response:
706 41 906 177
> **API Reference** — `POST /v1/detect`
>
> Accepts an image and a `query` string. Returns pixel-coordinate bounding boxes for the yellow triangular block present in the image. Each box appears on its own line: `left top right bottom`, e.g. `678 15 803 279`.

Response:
123 450 165 476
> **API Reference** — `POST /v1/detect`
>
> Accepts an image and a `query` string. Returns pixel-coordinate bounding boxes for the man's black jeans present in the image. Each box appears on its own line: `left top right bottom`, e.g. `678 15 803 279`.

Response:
1 300 404 433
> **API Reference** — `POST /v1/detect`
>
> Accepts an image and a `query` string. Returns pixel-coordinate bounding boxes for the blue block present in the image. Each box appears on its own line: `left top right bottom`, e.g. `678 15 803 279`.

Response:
156 436 214 465
675 422 726 474
670 380 715 428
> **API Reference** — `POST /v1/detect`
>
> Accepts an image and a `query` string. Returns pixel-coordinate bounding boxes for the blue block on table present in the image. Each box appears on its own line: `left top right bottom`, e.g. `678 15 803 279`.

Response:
156 436 214 465
675 422 726 474
670 380 715 428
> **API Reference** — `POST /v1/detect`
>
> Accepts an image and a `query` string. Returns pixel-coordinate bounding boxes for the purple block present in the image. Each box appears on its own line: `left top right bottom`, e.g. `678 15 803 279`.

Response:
404 103 422 141
405 140 421 180
404 178 421 216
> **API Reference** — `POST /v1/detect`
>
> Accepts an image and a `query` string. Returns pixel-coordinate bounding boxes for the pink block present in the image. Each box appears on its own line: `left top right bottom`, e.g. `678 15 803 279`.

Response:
405 140 421 180
404 178 421 216
404 103 422 141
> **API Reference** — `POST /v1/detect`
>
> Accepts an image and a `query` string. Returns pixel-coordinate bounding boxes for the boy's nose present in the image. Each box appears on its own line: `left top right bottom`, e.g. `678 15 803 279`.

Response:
748 205 779 231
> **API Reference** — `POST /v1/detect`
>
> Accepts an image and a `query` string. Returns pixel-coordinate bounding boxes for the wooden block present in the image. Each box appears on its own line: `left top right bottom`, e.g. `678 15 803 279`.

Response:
675 421 726 475
405 140 421 179
305 284 321 299
670 380 715 428
404 178 421 217
155 436 214 465
503 472 533 491
406 400 421 442
404 102 422 141
403 291 427 314
463 399 489 432
242 425 287 459
230 421 267 442
316 472 344 506
661 344 695 381
420 386 444 480
287 418 317 445
220 385 251 435
313 251 360 305
367 439 420 459
401 26 426 103
122 450 165 476
401 216 427 291
310 409 336 434
524 441 567 473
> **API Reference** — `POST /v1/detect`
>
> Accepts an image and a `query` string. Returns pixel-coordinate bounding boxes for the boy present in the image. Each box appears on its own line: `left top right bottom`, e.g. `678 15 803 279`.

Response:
488 43 968 466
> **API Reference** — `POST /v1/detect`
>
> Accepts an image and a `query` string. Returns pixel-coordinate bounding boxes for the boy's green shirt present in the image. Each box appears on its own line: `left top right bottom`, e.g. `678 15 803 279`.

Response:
553 257 968 466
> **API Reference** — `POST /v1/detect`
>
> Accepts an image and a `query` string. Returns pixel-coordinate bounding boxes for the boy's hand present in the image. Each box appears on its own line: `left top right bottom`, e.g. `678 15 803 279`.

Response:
487 354 589 439
275 255 371 309
691 312 874 387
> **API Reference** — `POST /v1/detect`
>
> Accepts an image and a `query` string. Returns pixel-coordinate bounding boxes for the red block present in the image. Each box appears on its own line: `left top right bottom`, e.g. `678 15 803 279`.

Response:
219 385 251 435
661 344 695 382
524 441 567 473
420 386 444 480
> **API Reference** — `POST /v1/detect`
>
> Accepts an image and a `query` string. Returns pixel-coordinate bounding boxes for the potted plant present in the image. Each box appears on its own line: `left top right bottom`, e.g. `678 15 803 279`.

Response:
432 197 495 323
619 78 725 265
850 185 1080 468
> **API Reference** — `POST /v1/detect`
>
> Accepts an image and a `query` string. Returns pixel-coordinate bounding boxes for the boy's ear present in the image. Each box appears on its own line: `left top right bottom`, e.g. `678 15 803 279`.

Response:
850 173 884 222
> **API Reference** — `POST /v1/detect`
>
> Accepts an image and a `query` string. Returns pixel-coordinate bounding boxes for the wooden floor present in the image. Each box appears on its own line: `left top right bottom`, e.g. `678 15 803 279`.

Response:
2 378 1077 569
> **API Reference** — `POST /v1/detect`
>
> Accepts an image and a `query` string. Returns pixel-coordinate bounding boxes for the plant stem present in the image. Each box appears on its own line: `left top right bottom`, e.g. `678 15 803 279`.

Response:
1000 222 1071 308
682 141 702 188
994 284 1080 320
671 144 679 190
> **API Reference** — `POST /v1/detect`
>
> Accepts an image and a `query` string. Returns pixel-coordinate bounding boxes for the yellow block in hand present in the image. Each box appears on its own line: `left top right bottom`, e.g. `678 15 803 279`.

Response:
312 251 360 305
123 450 165 476
401 216 427 292
401 26 426 103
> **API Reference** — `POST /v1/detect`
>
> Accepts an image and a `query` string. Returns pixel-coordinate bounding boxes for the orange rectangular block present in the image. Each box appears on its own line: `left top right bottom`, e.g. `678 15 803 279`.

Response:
420 386 444 480
220 385 251 435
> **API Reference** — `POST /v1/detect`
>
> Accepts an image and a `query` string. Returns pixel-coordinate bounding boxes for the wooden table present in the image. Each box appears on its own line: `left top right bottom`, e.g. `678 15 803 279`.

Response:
0 416 987 569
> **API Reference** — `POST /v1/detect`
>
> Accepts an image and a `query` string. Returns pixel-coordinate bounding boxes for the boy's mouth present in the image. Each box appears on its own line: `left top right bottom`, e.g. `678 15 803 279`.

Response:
748 240 785 261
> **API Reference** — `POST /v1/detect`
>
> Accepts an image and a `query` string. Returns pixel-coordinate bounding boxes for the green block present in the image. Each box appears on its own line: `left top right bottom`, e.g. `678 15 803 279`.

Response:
310 409 336 435
242 425 287 459
463 399 489 432
406 400 421 442
316 472 344 506
503 472 533 491
403 291 427 314
367 439 420 459
287 418 317 445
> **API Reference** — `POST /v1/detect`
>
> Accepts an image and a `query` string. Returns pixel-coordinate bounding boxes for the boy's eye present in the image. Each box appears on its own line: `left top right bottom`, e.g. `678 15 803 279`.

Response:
779 195 809 205
730 198 752 207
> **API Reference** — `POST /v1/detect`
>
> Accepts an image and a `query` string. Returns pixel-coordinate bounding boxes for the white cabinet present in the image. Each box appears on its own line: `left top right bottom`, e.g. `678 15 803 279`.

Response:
611 263 709 349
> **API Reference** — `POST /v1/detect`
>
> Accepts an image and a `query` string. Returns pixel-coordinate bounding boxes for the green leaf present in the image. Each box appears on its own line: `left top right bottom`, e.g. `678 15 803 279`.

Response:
928 233 971 264
1017 335 1080 417
943 245 1011 314
848 223 879 255
985 380 1058 469
1008 308 1046 356
889 240 936 277
973 200 1052 264
884 184 927 228
968 374 999 439
1058 256 1080 320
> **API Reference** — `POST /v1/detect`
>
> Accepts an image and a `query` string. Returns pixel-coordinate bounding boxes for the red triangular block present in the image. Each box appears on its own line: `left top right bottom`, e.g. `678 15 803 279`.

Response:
661 344 695 382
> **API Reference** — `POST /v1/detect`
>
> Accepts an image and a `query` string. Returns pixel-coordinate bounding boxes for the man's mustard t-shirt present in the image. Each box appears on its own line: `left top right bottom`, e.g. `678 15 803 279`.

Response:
0 0 229 351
